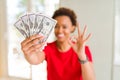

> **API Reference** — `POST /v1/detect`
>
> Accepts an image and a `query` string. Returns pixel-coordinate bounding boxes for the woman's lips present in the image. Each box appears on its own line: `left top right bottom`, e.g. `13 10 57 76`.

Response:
57 34 64 38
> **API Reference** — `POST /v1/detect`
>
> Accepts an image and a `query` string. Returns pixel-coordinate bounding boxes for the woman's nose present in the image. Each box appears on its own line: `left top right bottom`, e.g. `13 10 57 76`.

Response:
57 27 63 33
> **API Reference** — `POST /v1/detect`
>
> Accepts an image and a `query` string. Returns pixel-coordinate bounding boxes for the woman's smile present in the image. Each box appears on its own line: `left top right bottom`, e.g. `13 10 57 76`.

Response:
57 34 64 38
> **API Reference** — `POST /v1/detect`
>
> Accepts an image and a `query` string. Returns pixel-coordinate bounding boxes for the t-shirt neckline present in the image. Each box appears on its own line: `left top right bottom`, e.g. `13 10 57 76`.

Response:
54 41 72 54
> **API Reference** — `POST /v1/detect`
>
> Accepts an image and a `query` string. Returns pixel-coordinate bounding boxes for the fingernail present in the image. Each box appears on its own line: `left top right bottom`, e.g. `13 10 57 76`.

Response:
39 33 44 36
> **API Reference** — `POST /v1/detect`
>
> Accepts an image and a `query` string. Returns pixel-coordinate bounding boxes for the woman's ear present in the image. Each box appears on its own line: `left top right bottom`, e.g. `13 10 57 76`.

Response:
71 26 76 33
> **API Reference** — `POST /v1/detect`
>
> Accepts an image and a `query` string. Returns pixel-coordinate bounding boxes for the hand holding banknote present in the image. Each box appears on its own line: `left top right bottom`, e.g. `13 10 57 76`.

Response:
14 13 57 50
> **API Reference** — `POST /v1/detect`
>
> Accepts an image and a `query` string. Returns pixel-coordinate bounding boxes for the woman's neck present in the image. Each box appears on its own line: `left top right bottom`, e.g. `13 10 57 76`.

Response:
56 40 71 52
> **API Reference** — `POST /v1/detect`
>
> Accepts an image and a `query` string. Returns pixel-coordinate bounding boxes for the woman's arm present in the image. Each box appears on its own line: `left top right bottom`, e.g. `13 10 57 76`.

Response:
81 62 95 80
69 23 96 80
78 47 95 80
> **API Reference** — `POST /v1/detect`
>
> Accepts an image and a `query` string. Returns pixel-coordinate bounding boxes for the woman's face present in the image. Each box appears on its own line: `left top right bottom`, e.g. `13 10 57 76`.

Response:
54 15 75 42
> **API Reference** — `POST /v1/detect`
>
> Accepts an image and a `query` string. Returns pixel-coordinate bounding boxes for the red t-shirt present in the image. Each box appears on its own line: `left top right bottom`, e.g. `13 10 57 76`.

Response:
44 41 92 80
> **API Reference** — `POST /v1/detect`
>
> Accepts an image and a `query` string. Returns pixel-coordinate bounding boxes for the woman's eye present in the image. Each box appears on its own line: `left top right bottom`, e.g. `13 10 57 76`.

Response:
55 25 58 28
63 26 67 29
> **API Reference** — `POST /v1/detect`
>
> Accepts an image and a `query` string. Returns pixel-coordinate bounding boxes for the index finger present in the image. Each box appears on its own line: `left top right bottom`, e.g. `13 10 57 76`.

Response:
77 23 81 36
21 34 44 46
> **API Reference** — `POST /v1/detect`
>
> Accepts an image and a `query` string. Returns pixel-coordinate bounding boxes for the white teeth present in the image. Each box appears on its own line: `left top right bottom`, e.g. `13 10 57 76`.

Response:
58 34 64 37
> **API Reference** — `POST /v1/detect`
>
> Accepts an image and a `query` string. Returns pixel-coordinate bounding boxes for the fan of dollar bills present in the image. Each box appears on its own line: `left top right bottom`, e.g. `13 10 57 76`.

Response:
14 13 57 43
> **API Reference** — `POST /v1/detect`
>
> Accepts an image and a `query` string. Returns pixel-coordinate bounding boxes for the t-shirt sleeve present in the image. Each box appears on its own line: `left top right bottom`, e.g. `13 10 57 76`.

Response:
85 46 93 62
43 42 56 61
43 42 53 60
43 44 49 60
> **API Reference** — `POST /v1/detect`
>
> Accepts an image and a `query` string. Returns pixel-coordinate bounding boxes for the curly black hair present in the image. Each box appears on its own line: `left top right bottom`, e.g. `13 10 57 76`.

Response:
52 7 77 26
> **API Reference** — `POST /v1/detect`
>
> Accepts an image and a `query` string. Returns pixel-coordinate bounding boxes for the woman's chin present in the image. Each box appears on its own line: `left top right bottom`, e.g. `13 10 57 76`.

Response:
57 39 64 42
57 38 68 43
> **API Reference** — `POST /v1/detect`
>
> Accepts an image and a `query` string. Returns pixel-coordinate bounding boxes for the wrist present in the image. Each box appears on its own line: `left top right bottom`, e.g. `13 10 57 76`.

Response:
78 53 86 60
78 56 88 64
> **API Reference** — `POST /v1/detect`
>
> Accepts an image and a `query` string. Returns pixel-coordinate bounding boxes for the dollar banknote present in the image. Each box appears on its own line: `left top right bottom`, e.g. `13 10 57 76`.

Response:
14 13 57 40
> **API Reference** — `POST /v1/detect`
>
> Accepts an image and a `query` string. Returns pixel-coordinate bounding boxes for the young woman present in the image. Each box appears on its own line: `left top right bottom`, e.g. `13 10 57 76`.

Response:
21 7 95 80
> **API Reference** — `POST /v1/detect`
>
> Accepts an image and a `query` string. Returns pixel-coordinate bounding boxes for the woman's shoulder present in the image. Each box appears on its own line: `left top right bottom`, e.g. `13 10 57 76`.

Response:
85 45 93 62
47 41 56 46
43 41 57 54
44 41 56 50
